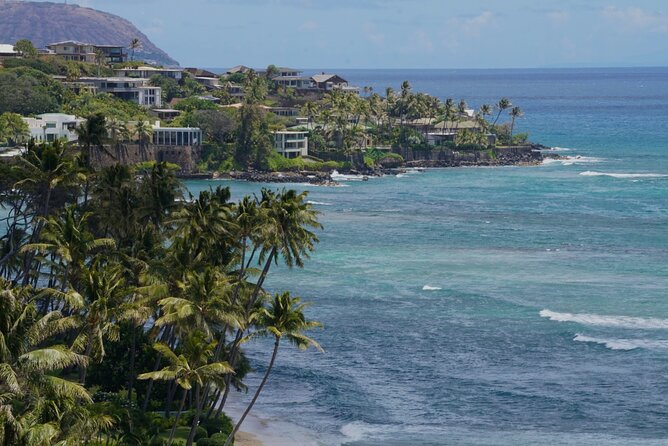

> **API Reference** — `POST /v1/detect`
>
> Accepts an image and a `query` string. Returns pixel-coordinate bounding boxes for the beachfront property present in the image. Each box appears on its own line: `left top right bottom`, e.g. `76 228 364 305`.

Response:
269 106 300 117
152 123 202 147
274 130 308 158
114 66 183 80
46 41 127 64
225 82 245 99
62 77 162 107
22 113 85 143
405 119 497 146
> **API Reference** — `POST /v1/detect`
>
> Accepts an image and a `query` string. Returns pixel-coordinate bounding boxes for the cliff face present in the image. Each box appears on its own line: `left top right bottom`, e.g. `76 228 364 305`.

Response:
0 1 179 66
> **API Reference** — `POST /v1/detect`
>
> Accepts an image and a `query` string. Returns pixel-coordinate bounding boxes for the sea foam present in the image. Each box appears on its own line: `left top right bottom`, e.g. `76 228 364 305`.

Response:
422 285 442 291
307 200 333 206
542 156 602 166
540 309 668 330
574 334 668 351
580 171 668 179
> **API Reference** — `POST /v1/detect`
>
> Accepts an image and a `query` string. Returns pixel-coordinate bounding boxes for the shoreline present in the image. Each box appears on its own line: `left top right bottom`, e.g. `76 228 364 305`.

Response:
180 144 556 185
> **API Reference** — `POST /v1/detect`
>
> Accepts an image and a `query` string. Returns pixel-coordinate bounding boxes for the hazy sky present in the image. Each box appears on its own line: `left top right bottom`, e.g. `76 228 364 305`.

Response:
48 0 668 68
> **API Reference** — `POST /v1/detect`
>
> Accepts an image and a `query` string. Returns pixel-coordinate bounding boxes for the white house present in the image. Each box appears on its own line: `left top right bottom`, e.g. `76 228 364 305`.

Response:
113 66 184 80
23 113 85 143
74 77 162 107
152 123 202 146
274 131 308 158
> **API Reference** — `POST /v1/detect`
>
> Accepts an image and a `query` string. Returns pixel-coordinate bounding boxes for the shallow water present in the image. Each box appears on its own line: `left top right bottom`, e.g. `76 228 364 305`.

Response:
186 67 668 445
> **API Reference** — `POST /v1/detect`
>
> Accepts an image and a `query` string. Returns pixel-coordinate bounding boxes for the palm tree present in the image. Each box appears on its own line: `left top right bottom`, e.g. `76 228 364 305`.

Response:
224 292 322 446
73 260 128 384
492 98 512 126
509 106 524 140
94 49 105 76
129 38 141 62
301 102 319 130
76 113 108 170
217 189 321 414
0 279 91 446
134 120 153 160
138 332 233 446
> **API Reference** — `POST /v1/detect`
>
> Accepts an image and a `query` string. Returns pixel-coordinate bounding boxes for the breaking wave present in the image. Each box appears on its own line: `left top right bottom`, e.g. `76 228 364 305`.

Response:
580 171 668 179
574 334 668 351
540 309 668 330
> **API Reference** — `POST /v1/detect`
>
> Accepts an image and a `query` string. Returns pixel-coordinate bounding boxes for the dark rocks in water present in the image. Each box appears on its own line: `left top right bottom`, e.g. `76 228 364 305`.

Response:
225 171 336 185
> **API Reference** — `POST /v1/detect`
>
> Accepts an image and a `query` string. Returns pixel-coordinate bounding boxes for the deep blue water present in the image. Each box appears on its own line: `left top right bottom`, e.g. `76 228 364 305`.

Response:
187 68 668 445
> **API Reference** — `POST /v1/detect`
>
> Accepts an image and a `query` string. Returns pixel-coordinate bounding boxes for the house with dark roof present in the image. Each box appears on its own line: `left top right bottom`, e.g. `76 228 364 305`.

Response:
47 41 126 63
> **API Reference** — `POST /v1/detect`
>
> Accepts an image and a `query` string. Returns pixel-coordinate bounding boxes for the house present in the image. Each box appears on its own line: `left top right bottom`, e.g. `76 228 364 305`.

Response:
114 66 183 80
151 108 182 121
71 77 162 107
311 73 349 90
23 113 84 143
225 83 245 98
0 44 19 61
185 68 219 78
269 107 300 117
152 123 202 146
46 41 126 64
272 75 313 89
226 65 252 75
274 131 308 158
277 67 301 77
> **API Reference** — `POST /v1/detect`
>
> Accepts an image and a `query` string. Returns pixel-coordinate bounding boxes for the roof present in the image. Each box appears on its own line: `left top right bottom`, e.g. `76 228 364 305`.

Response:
0 44 18 55
47 41 124 48
185 67 218 78
118 66 183 73
312 73 348 83
79 76 149 82
272 76 312 81
277 67 300 72
227 65 252 74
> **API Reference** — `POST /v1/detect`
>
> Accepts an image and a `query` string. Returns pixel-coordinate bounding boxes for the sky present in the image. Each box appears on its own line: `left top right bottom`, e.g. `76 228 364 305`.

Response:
39 0 668 68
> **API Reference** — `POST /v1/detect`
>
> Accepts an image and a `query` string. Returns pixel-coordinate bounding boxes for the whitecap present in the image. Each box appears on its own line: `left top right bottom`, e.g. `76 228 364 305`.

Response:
341 421 389 441
550 147 573 151
306 200 333 206
330 170 367 181
540 309 668 330
574 334 668 351
422 285 442 291
395 174 406 178
580 171 668 179
542 156 602 166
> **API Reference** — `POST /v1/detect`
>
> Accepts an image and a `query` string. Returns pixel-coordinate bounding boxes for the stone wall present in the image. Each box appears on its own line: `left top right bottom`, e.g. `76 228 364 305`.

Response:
90 144 201 172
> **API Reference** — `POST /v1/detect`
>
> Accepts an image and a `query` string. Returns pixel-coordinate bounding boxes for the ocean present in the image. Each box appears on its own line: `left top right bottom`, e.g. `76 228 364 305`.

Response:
187 68 668 445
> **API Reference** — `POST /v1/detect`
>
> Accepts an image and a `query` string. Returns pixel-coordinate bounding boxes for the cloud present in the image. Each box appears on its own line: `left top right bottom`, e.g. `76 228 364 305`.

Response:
362 22 385 46
547 10 569 24
299 20 318 31
448 11 494 36
602 6 668 33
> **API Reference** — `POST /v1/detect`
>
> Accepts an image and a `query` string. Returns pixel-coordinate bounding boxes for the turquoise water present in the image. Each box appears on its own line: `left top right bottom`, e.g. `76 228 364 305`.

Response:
186 68 668 445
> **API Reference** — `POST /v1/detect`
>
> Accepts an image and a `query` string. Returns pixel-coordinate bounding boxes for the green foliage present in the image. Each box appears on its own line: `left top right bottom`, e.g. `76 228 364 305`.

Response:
226 72 246 84
174 97 219 112
13 39 38 58
235 104 273 169
199 415 234 437
150 74 183 102
266 151 348 172
65 92 149 121
0 67 64 114
198 432 231 446
0 112 30 145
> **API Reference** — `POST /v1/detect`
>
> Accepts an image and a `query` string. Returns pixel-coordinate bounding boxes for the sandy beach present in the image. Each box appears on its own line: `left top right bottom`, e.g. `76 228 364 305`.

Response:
236 431 263 446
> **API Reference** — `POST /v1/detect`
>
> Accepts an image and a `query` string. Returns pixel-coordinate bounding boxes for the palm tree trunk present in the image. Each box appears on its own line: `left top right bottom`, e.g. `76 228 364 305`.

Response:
186 382 202 446
224 338 280 446
168 388 188 446
215 248 276 416
127 323 137 404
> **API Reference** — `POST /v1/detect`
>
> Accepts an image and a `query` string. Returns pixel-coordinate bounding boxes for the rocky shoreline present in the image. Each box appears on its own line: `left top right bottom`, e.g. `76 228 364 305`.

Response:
191 145 558 185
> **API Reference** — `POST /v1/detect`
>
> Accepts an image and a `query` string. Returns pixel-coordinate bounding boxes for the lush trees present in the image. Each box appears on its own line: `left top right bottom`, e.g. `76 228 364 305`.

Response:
13 39 38 58
1 132 324 445
0 112 29 146
0 68 63 115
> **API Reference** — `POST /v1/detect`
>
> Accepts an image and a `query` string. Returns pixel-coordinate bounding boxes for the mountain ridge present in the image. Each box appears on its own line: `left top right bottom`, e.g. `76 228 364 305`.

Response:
0 1 179 67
